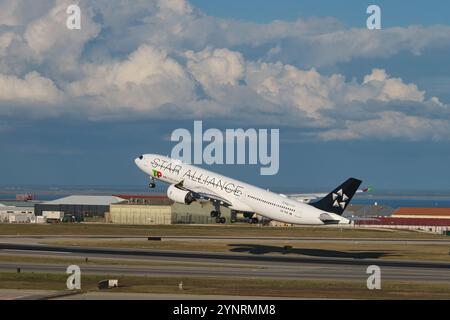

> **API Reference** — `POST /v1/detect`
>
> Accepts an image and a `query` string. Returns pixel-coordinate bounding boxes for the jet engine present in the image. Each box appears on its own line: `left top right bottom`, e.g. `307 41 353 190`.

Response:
167 184 195 205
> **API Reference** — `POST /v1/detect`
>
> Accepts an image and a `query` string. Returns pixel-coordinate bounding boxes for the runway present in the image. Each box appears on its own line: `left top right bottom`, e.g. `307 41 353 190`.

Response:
0 261 448 282
0 289 301 300
1 242 450 268
1 235 449 245
0 243 449 282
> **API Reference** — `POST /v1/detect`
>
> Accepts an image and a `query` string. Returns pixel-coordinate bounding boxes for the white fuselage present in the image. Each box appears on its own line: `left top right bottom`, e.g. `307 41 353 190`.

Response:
135 154 349 225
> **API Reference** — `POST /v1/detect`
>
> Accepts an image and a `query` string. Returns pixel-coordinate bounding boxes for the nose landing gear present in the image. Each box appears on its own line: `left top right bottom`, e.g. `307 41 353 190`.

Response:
148 178 156 188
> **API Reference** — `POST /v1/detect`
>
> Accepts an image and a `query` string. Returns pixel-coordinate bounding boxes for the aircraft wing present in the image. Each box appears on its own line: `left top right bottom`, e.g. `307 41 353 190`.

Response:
288 187 371 203
287 193 328 203
179 183 234 207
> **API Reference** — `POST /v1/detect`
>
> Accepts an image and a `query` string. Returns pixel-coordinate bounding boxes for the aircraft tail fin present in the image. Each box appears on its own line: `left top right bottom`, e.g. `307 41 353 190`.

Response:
310 178 362 215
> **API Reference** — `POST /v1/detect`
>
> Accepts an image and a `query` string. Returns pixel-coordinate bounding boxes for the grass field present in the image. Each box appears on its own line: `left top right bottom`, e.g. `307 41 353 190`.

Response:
0 272 448 299
43 239 450 262
0 254 255 269
1 223 449 239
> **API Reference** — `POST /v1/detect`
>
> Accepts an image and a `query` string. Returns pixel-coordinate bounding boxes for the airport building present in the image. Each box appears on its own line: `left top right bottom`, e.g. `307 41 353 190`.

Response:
108 194 172 225
392 207 450 222
0 202 35 223
108 204 172 225
34 195 125 221
108 194 231 225
29 194 232 225
344 204 394 218
355 207 450 233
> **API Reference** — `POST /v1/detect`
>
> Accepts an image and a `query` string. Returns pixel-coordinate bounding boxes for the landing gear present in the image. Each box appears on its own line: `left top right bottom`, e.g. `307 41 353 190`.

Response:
215 216 226 224
211 201 226 223
247 217 259 224
210 210 219 218
148 178 156 188
211 211 226 223
230 210 237 223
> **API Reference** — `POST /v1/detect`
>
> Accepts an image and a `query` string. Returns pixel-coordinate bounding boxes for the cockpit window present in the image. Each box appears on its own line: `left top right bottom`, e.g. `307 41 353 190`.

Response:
139 155 143 160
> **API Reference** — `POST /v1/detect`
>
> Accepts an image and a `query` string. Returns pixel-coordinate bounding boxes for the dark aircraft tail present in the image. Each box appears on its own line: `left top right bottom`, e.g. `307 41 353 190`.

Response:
310 178 362 215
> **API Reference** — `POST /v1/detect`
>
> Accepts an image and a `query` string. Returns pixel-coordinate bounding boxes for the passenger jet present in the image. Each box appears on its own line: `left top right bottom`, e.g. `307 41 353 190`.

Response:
135 154 362 225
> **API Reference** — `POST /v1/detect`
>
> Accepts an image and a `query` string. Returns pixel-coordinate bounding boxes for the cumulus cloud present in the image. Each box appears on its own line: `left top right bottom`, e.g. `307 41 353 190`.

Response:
243 64 450 139
186 48 245 88
0 0 54 27
0 0 449 141
0 71 63 103
66 44 195 113
24 0 101 72
361 69 425 102
264 25 450 68
319 111 450 141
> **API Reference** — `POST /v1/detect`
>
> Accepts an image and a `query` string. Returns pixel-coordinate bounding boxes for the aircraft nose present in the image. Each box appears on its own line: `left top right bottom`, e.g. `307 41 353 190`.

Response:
135 155 143 166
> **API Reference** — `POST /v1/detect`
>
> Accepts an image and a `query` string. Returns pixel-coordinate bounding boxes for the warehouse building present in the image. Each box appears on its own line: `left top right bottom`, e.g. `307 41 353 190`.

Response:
0 203 35 223
35 195 125 221
343 204 394 218
108 204 172 225
108 194 232 225
355 207 450 233
392 207 450 221
172 202 231 224
108 194 172 225
112 194 173 206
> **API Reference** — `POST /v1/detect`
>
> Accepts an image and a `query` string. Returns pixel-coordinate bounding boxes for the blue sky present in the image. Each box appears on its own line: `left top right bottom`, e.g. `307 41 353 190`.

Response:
0 0 450 193
191 0 450 27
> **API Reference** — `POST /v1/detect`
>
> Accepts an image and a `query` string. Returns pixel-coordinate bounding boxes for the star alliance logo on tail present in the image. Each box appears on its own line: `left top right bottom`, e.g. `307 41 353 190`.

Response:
332 189 349 209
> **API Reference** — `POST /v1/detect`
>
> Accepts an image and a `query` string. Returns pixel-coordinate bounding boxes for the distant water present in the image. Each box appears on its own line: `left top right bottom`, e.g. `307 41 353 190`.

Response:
0 194 61 201
351 196 450 208
2 190 450 209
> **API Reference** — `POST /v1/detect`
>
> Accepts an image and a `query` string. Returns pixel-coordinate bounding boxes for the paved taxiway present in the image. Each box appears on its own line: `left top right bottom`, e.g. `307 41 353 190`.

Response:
56 292 305 300
0 261 448 282
1 235 449 245
0 242 449 282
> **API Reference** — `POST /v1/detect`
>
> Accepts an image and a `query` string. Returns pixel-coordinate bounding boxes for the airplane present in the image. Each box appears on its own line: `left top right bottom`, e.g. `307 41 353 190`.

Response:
135 154 362 225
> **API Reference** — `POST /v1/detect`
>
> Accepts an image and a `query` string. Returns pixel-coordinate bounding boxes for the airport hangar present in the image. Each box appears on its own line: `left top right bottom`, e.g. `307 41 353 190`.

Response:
33 194 234 225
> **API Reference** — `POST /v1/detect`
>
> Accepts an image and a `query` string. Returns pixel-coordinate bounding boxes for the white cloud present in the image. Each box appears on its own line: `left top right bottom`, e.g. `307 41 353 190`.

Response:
264 26 450 68
157 0 193 16
319 111 450 141
66 45 195 112
0 0 449 141
186 48 245 88
0 71 63 103
0 0 54 27
361 69 424 102
24 0 101 72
